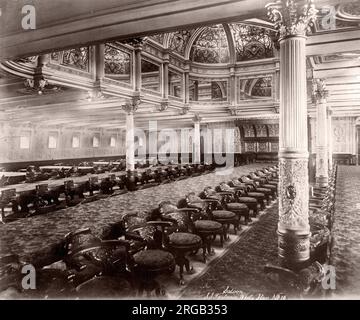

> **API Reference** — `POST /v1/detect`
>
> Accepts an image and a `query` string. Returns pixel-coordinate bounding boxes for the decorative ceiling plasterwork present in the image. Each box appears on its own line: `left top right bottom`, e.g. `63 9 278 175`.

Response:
146 23 277 64
148 34 165 45
230 23 275 61
191 25 230 64
168 30 194 57
338 2 360 21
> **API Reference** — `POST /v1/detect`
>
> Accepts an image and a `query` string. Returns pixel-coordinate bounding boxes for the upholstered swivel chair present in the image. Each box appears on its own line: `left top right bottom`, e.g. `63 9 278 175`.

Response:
33 184 58 215
217 182 261 214
248 172 267 185
228 178 251 191
0 189 24 223
127 221 176 296
185 192 237 244
158 201 203 285
202 186 250 225
64 180 83 206
174 198 224 262
66 238 135 298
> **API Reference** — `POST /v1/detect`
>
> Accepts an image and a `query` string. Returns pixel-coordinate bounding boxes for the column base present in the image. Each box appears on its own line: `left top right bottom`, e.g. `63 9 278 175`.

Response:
126 170 137 191
277 229 311 272
315 176 328 187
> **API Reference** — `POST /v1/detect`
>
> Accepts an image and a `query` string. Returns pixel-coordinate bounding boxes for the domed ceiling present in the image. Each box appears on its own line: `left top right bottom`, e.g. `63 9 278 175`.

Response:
149 23 275 64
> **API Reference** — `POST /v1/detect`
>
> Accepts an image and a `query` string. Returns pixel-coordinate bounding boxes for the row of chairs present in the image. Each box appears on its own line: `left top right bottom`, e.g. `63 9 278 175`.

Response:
0 159 199 187
0 163 216 223
309 164 337 262
0 164 279 298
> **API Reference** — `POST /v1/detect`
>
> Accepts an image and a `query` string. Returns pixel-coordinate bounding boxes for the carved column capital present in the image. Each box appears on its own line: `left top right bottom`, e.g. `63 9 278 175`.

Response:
157 100 169 112
180 106 190 115
124 37 144 50
87 88 105 101
122 95 141 114
193 113 202 123
184 60 191 73
229 108 241 116
266 0 318 40
312 78 329 103
163 49 170 64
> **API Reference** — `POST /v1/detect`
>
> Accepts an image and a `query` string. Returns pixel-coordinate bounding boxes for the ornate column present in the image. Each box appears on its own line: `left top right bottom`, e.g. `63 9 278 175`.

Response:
356 123 359 166
313 79 329 187
183 61 190 104
193 113 202 164
89 43 105 98
162 50 169 98
229 65 236 107
327 107 333 170
122 96 141 172
194 81 199 101
133 41 143 93
266 0 318 270
161 50 170 110
94 44 105 83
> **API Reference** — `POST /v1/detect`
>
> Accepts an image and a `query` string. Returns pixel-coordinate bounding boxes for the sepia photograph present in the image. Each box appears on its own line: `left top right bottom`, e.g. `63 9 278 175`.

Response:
0 0 360 306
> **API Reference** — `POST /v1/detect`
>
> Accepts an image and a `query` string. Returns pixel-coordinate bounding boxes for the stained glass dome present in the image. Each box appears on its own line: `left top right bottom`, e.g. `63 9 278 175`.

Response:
191 25 230 64
230 23 274 62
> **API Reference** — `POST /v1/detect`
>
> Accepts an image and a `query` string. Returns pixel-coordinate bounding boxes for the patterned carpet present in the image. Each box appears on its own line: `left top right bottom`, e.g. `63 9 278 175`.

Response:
0 163 270 264
331 165 360 298
179 202 282 299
